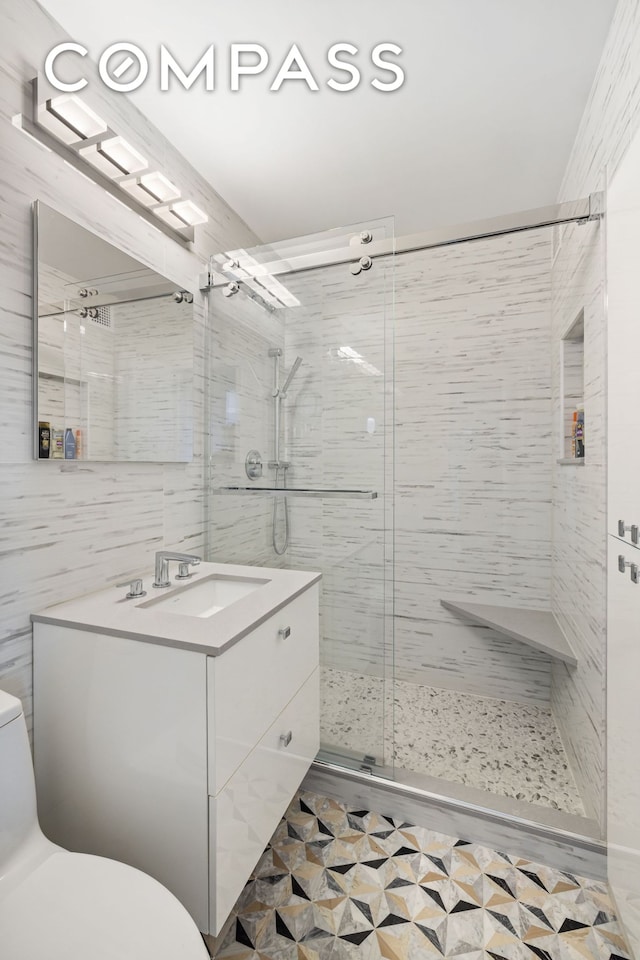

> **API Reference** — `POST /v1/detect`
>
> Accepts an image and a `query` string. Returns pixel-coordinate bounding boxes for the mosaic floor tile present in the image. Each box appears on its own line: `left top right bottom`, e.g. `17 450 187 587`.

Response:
214 791 629 960
321 668 585 816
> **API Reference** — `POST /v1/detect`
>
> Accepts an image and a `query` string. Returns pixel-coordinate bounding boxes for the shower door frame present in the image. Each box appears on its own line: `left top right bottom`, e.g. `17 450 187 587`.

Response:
201 195 602 291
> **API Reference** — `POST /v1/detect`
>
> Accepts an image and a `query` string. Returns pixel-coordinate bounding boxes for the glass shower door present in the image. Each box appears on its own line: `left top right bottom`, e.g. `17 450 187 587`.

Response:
206 218 395 772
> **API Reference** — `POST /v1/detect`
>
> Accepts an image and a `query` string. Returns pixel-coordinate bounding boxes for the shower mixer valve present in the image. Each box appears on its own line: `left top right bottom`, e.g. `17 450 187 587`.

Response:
245 450 263 480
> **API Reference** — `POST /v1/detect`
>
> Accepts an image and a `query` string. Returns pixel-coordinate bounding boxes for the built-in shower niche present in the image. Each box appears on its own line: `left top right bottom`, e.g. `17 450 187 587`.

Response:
559 309 585 464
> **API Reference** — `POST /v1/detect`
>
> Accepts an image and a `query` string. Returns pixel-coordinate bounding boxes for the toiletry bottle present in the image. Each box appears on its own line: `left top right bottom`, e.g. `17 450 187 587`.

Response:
575 408 585 458
52 428 64 459
571 410 577 458
75 429 82 460
64 427 76 460
38 421 51 459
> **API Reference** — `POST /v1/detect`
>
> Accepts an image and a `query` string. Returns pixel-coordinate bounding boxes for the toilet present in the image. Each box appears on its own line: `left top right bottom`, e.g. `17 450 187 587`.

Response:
0 689 209 960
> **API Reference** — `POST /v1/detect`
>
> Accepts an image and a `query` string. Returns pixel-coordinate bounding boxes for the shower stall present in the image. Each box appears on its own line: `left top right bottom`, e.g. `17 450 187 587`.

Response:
204 196 606 859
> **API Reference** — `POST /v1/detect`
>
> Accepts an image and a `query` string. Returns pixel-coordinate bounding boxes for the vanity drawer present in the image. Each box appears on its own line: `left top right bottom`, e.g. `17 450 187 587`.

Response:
207 585 319 795
209 667 319 935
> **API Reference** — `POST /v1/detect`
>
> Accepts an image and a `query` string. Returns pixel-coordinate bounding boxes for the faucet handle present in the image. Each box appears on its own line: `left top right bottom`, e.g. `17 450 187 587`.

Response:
116 578 146 599
175 559 200 580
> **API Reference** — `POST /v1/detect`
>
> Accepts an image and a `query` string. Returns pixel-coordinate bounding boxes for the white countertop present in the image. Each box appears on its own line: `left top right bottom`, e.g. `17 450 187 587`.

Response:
31 562 322 657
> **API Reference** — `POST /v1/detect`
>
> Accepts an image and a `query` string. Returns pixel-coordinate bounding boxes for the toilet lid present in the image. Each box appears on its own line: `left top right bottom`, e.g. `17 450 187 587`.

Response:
0 850 209 960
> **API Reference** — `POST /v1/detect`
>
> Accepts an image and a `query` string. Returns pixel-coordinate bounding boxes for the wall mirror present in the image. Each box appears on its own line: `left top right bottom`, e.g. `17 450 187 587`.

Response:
33 201 194 462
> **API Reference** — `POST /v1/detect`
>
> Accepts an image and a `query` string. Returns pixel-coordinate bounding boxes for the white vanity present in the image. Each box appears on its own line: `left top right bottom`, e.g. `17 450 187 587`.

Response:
31 562 321 937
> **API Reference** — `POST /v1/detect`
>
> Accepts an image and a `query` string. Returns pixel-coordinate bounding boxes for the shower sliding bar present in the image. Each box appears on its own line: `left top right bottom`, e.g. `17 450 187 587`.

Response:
200 193 603 289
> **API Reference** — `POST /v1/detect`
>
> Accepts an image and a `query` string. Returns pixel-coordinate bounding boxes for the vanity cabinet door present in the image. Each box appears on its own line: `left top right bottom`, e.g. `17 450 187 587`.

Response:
209 668 320 935
207 586 319 795
33 625 210 932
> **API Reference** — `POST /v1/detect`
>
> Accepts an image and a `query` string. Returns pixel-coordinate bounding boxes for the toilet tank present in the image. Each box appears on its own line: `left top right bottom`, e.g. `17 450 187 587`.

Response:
0 690 40 869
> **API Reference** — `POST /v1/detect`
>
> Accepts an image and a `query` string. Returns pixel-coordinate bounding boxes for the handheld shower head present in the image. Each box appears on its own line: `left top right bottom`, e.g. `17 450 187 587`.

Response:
281 356 303 397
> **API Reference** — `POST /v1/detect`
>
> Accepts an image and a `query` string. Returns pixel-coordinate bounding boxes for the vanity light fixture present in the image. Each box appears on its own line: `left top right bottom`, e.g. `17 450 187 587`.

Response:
80 136 148 178
141 172 181 202
121 171 181 206
38 94 108 144
155 199 208 229
170 200 208 226
17 76 208 245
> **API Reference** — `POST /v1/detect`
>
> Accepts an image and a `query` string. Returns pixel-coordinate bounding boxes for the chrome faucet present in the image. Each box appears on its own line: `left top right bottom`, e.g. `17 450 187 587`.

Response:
153 551 201 588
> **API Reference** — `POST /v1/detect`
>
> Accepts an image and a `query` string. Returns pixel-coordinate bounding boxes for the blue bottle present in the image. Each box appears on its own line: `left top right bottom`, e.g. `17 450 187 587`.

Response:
64 428 76 460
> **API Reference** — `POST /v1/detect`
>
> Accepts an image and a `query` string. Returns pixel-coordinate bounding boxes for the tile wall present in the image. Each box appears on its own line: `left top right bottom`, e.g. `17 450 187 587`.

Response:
549 0 640 828
0 0 258 729
282 229 555 708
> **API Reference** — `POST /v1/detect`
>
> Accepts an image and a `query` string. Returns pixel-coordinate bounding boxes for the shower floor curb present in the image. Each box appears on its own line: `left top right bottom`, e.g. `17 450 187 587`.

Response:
304 760 605 882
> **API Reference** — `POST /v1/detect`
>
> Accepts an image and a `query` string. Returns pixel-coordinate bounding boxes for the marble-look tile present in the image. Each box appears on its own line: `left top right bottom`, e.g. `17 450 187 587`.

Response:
392 230 555 705
206 288 288 569
321 668 584 816
281 230 555 708
0 0 259 730
549 0 630 824
112 295 194 461
214 790 628 960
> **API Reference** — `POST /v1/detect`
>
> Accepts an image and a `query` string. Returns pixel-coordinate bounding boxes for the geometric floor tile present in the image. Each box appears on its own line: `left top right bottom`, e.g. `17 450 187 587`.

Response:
214 791 629 960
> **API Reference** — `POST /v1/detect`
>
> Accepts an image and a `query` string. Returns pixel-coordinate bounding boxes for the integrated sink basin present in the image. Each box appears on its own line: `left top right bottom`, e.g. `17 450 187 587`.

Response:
141 574 271 618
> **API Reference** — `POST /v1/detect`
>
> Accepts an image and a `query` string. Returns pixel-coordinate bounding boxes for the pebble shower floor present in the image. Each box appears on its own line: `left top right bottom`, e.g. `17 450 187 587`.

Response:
320 668 585 816
215 790 629 960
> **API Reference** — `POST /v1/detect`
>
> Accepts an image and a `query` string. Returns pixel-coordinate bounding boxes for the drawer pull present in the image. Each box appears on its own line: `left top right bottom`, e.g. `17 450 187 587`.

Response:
618 520 639 544
278 626 291 639
618 554 640 584
280 730 293 748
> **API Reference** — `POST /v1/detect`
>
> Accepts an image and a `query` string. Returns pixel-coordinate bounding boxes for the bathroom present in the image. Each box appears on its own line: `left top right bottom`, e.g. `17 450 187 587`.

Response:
0 1 638 958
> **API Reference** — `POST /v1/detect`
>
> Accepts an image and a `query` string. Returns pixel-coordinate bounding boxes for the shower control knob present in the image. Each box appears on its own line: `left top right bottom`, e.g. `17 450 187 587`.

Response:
278 626 291 639
359 230 373 244
245 450 263 480
223 281 240 298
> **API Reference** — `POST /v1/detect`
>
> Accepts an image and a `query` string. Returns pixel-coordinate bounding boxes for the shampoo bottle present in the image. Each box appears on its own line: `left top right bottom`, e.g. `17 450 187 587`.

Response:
64 427 76 460
575 408 585 458
52 428 64 459
38 421 51 459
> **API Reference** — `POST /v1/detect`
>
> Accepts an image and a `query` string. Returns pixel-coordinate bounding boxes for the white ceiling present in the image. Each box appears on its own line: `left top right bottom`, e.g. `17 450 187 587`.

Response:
39 0 617 243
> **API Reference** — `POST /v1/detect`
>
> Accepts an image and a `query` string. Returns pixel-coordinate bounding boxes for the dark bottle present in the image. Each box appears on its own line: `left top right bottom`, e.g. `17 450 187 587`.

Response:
575 408 585 459
38 421 51 459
